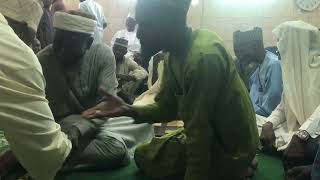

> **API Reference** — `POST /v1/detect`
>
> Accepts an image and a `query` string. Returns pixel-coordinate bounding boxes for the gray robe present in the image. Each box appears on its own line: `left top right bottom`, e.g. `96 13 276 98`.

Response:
37 44 154 164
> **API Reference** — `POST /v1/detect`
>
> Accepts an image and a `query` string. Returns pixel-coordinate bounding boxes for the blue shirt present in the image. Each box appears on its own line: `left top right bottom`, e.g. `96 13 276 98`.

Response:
249 51 283 117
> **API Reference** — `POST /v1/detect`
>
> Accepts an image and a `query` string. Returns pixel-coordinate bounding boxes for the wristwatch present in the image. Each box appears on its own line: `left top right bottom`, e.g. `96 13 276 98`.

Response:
296 130 311 141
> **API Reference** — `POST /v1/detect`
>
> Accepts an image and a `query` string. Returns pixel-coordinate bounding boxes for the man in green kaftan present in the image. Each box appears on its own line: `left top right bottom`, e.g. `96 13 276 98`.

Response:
37 10 154 171
82 0 259 179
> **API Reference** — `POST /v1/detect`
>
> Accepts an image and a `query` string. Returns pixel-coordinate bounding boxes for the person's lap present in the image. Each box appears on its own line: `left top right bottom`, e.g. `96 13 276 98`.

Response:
59 115 129 171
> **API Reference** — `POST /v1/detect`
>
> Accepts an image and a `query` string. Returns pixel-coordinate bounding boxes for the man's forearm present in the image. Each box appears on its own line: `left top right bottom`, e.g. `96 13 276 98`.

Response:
129 103 177 124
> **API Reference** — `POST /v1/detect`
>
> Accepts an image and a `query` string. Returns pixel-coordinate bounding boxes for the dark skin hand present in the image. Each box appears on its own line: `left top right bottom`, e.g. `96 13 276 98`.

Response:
117 74 136 82
283 135 307 169
286 165 312 180
66 126 81 150
260 122 276 148
82 88 132 119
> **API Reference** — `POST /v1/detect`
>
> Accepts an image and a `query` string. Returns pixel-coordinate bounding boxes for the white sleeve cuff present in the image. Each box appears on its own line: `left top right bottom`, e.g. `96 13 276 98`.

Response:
299 119 320 139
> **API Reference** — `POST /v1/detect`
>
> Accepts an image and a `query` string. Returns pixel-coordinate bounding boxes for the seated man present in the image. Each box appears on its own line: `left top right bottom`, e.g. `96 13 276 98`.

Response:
38 11 153 170
260 21 320 179
234 27 283 117
82 0 259 179
111 15 141 58
0 0 71 179
113 38 148 104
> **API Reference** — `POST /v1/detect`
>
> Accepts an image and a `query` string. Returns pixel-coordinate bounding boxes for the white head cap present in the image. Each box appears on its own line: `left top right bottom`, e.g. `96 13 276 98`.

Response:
53 11 97 35
0 0 43 32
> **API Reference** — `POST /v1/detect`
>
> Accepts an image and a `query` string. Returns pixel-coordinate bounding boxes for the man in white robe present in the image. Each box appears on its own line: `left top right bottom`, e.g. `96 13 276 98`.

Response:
113 38 148 104
111 16 141 58
259 21 320 173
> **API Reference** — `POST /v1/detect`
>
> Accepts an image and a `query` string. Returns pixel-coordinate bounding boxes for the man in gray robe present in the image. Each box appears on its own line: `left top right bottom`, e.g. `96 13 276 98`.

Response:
37 10 154 170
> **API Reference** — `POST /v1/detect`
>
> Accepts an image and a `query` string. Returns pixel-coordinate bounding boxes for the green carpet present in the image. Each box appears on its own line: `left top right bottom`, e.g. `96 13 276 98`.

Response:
6 153 285 180
253 153 285 180
59 153 285 180
56 161 145 180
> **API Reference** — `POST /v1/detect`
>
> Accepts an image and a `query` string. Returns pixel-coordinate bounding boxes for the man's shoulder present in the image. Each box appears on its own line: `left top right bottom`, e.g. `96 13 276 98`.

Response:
189 29 231 67
265 52 281 68
86 43 115 65
114 29 126 37
191 29 229 57
0 26 42 72
124 55 135 63
192 29 224 46
89 43 112 53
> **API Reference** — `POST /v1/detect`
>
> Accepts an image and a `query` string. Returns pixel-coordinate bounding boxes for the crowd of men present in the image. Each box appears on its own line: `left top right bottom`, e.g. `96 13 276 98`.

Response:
1 0 320 180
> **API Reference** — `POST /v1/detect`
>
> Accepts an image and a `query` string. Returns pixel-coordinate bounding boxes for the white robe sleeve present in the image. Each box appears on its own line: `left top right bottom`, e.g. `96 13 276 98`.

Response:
267 94 286 128
0 68 71 180
147 58 154 89
299 105 320 138
127 58 148 80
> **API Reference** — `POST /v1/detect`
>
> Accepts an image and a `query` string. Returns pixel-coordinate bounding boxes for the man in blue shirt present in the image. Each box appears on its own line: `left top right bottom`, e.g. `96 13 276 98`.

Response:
234 27 283 117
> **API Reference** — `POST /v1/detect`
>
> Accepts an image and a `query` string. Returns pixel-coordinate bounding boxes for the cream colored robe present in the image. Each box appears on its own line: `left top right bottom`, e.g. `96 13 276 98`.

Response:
0 14 71 180
257 21 320 151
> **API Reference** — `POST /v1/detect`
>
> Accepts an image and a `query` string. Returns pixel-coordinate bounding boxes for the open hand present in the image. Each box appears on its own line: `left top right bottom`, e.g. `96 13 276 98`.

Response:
82 88 131 119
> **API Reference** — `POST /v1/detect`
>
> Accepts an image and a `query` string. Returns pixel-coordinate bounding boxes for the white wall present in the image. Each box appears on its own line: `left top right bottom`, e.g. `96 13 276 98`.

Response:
96 0 320 53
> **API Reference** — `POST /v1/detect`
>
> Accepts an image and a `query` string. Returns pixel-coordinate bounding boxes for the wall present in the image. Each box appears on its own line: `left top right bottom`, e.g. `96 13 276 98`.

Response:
96 0 320 53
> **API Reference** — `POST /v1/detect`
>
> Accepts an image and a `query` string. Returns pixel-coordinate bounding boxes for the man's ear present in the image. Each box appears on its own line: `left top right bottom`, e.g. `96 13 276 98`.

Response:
86 37 94 49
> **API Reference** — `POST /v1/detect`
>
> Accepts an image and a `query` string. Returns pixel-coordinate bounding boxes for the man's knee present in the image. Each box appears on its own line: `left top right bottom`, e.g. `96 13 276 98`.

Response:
98 135 128 163
82 134 129 167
